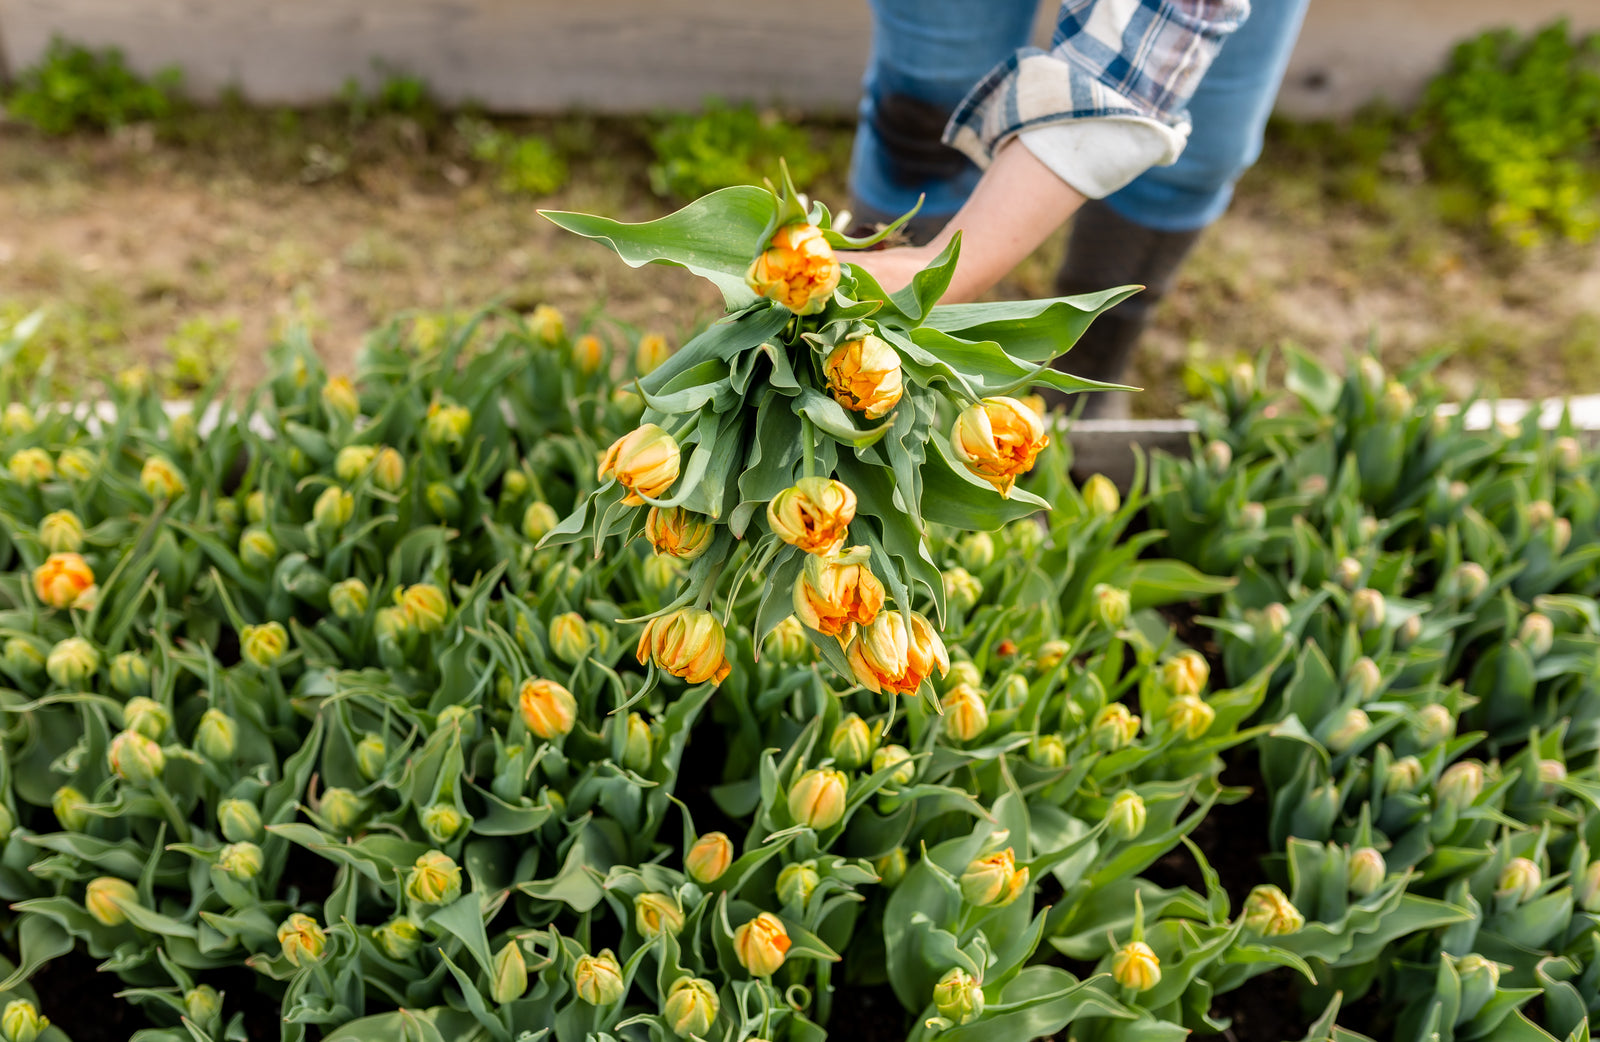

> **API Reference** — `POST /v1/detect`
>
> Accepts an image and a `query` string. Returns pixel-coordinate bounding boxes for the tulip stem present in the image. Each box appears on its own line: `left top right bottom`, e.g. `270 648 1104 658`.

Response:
150 778 193 843
801 417 816 479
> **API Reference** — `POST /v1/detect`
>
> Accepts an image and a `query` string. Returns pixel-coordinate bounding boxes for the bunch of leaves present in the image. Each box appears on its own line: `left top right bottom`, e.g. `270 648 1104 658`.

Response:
1416 21 1600 245
455 116 569 196
4 37 182 136
647 102 832 201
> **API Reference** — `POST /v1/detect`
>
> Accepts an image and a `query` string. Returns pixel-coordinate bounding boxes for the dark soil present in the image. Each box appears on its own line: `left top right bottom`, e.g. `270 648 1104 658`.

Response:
1199 965 1307 1042
30 948 137 1041
830 983 913 1042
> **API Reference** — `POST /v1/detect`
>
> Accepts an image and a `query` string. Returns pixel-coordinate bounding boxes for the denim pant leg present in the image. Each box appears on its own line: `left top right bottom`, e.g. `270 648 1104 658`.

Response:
1104 0 1312 232
849 0 1038 222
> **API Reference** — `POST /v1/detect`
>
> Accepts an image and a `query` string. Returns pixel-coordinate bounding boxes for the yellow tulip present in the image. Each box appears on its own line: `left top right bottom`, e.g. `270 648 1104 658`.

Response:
746 222 841 315
792 546 885 638
950 397 1049 497
599 424 681 506
824 335 903 419
733 911 792 976
767 477 856 555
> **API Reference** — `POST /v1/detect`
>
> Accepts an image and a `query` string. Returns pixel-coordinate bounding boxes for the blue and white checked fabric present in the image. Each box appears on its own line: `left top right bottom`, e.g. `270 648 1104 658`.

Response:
944 0 1251 168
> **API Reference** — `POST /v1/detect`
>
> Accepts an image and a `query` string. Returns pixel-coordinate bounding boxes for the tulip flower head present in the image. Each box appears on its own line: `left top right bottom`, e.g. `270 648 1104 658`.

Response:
767 477 857 555
405 851 463 906
1165 694 1214 740
32 552 95 610
746 221 841 315
1496 857 1541 903
108 730 165 786
7 448 53 487
86 876 139 926
278 913 328 967
636 607 732 685
1112 941 1162 992
663 976 720 1037
1106 790 1147 840
844 610 949 696
52 450 94 484
1092 703 1141 751
959 847 1028 908
140 454 187 499
829 713 874 769
2 1000 48 1042
950 397 1049 497
599 424 681 505
636 332 672 374
824 335 903 419
941 683 990 741
47 637 99 687
635 892 686 939
38 510 85 554
788 768 847 830
793 546 885 638
777 861 821 908
646 506 714 560
932 968 985 1024
733 911 791 976
321 375 360 420
1241 884 1303 936
686 831 734 884
518 679 578 740
574 950 626 1006
1348 847 1386 896
1160 650 1209 698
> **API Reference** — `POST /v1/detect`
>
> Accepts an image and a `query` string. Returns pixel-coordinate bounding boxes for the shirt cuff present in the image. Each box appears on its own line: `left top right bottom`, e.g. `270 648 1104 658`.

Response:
1018 117 1188 199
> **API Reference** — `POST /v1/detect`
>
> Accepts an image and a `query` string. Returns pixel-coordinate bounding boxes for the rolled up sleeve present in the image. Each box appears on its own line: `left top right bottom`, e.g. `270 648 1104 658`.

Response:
944 0 1250 183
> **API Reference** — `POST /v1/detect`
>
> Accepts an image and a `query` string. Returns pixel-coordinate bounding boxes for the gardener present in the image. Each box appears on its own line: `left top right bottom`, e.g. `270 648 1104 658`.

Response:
847 0 1311 417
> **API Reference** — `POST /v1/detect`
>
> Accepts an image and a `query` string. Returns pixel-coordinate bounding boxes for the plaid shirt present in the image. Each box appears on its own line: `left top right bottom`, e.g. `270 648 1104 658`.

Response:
945 0 1251 167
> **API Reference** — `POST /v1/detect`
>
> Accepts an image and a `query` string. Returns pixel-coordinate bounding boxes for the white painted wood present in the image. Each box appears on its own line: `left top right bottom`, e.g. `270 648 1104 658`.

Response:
3 0 1592 116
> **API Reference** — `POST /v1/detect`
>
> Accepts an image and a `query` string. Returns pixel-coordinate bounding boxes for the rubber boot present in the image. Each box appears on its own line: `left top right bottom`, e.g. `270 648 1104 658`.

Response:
1049 201 1205 419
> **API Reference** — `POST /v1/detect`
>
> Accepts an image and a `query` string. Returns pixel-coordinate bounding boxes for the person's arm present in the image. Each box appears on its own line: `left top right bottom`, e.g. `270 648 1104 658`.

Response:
848 138 1086 303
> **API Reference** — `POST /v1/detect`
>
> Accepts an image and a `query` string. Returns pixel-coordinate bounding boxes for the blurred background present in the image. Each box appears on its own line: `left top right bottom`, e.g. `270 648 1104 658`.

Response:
0 0 1597 414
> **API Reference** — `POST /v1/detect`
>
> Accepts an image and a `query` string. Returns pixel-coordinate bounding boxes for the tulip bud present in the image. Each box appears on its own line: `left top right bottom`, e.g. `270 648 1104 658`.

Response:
763 616 812 664
368 447 405 493
1536 758 1566 797
1004 518 1046 556
52 786 90 831
424 400 472 451
518 678 577 740
950 397 1050 497
122 696 169 740
777 861 820 909
217 841 264 881
821 717 874 775
1093 703 1141 751
319 787 366 832
46 637 98 687
107 653 152 701
489 940 529 1003
1496 857 1541 903
641 554 681 593
662 976 719 1036
194 708 238 761
373 917 423 960
626 332 671 377
345 736 385 784
1527 498 1555 529
1348 657 1382 700
529 304 565 343
933 968 985 1024
421 803 466 844
960 848 1028 908
1576 861 1600 913
3 638 45 678
1241 884 1303 936
1 402 34 436
406 850 462 906
399 583 448 634
323 577 368 620
108 731 165 786
218 799 263 843
874 845 908 888
1029 734 1067 769
1351 588 1386 632
572 947 627 1005
1034 641 1071 674
424 481 461 522
140 454 187 499
1160 651 1209 698
234 525 276 572
637 607 733 685
1518 612 1554 657
615 712 654 773
1 1000 47 1042
958 532 995 571
733 911 792 976
634 892 686 939
1550 517 1573 554
1550 435 1582 472
321 375 360 421
1202 440 1233 473
546 612 592 665
1446 562 1488 602
1334 557 1363 590
768 478 857 556
686 831 735 884
1386 755 1424 794
599 424 680 506
1437 761 1485 809
32 551 96 611
333 445 376 485
1112 941 1161 992
510 504 558 549
241 621 289 670
1092 584 1130 629
872 744 916 787
941 662 980 692
824 335 903 419
788 768 847 830
1381 381 1414 419
7 448 53 488
941 683 990 742
277 913 328 966
943 567 983 612
747 221 841 315
37 510 85 555
1105 790 1147 840
1348 847 1386 896
1258 603 1291 639
183 985 222 1028
86 876 138 926
1412 704 1455 748
643 506 712 561
1327 708 1372 754
312 487 354 533
846 609 949 696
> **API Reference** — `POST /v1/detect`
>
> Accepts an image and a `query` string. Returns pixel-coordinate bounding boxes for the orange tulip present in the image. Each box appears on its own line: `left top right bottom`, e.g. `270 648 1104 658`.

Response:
32 553 95 610
950 397 1050 497
746 222 841 315
599 424 680 506
733 911 792 976
767 477 856 555
645 506 713 560
824 335 903 419
636 607 731 685
792 546 885 638
844 610 949 696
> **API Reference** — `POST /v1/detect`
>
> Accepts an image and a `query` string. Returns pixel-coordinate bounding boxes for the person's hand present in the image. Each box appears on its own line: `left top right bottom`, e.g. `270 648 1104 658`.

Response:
842 244 938 299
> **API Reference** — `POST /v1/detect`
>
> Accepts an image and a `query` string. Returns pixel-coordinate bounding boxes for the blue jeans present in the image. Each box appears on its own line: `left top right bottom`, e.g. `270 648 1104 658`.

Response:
849 0 1312 233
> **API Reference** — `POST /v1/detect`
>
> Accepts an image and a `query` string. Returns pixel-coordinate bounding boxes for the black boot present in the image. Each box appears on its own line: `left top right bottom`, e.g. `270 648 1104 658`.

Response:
1049 201 1204 419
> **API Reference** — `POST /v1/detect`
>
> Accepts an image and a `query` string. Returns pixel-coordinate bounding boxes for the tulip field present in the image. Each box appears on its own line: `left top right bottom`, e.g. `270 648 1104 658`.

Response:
0 177 1597 1042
